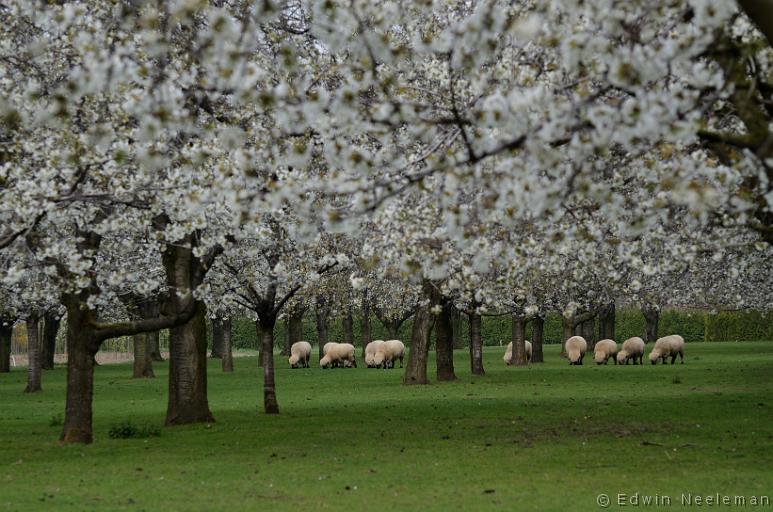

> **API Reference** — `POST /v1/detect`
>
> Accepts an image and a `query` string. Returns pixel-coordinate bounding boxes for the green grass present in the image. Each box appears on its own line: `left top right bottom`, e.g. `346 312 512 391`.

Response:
1 342 772 511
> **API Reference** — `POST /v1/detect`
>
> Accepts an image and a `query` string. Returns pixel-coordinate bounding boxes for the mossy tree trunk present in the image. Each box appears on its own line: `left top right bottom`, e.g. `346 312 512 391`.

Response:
435 299 456 381
403 280 439 385
24 313 43 393
468 310 485 375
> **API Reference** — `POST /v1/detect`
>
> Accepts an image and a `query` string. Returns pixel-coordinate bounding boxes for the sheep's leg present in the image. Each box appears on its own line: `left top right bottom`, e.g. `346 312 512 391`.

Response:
679 351 684 364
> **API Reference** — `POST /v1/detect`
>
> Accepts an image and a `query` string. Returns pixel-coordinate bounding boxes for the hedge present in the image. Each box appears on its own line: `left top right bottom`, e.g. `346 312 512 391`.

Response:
225 308 773 350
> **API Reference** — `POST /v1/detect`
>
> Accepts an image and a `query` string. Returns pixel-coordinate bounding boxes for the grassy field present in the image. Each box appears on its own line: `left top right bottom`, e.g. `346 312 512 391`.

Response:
1 342 772 511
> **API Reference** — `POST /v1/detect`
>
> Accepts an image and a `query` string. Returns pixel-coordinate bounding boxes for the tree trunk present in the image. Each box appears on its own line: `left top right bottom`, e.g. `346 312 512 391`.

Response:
581 318 595 351
24 314 42 392
0 319 12 373
468 311 484 375
403 280 439 385
150 331 163 361
315 298 329 361
132 332 155 378
256 318 279 414
450 304 464 349
59 299 100 444
41 312 61 370
510 314 528 366
361 292 371 357
532 314 545 363
221 318 234 372
342 308 354 344
561 316 574 356
598 302 615 341
287 307 304 356
573 321 583 336
384 321 400 340
642 304 659 343
435 300 456 381
283 314 291 356
211 317 224 358
165 301 214 426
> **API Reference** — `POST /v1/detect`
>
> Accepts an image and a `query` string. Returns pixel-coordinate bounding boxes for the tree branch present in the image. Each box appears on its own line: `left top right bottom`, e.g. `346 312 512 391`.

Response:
93 295 196 341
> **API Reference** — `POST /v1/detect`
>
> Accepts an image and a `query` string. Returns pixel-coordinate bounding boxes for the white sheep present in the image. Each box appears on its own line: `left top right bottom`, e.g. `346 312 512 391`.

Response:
373 339 405 369
364 340 385 368
320 342 341 368
593 339 618 365
503 341 533 365
617 337 645 365
288 341 312 368
320 342 357 369
649 335 685 365
565 336 588 365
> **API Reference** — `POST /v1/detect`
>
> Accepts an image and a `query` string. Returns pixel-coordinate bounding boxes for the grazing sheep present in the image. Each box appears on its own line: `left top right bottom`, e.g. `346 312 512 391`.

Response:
364 340 385 368
503 341 533 365
617 337 645 365
565 336 588 365
320 342 357 369
321 342 341 368
373 339 405 369
593 339 618 365
288 341 312 368
649 335 685 365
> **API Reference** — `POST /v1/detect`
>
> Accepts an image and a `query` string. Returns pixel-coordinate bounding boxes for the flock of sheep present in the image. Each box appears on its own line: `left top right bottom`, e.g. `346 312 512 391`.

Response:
288 339 406 369
288 334 686 370
503 334 686 366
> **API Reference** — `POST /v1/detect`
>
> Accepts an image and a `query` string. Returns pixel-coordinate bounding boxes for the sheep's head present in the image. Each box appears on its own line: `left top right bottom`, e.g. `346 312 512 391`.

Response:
289 354 299 368
649 350 661 364
616 350 628 364
373 351 385 366
594 351 607 364
364 353 375 366
568 350 580 364
320 355 331 368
